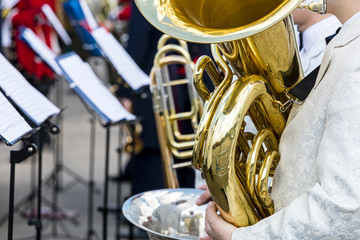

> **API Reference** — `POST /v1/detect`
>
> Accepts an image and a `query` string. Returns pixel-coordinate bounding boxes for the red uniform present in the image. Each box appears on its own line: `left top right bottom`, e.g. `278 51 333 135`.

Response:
11 0 58 86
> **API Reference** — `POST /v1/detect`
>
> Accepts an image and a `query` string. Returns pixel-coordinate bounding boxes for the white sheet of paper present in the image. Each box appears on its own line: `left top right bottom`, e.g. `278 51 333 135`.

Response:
79 0 98 30
0 54 61 126
41 4 72 46
91 27 150 90
1 0 19 9
0 92 33 145
57 53 136 123
21 28 63 75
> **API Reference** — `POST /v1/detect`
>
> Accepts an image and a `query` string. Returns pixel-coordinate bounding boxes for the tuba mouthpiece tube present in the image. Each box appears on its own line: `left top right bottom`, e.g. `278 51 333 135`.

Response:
299 0 327 14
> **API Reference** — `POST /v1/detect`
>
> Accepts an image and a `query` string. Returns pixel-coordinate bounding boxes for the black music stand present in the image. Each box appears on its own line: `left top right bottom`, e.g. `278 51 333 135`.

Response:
91 115 136 240
72 93 137 240
5 122 62 240
20 26 98 194
0 120 80 240
56 57 102 240
0 89 60 240
8 142 37 240
113 125 130 240
0 53 62 239
91 28 156 240
42 78 91 240
85 114 100 240
0 90 35 240
0 119 61 240
0 122 69 240
26 121 60 240
19 28 94 239
56 52 138 240
98 119 140 240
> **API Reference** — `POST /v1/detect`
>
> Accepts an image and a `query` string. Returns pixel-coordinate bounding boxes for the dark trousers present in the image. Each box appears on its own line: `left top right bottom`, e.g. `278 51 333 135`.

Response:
128 149 165 195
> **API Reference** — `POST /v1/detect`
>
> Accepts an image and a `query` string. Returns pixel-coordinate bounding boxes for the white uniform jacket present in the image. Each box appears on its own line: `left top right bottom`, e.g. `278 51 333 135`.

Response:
232 13 360 239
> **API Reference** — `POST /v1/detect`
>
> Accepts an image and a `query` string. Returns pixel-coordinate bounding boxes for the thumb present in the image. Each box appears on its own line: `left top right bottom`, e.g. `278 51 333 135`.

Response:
206 201 219 219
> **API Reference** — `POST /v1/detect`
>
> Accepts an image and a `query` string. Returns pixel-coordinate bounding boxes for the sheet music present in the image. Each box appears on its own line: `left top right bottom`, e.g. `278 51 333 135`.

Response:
21 28 63 75
56 53 136 123
41 4 72 46
91 27 150 90
79 0 98 30
0 54 61 126
0 92 33 145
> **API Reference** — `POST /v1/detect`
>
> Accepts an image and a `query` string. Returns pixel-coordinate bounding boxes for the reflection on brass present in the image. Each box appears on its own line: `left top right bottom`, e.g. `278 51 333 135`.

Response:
150 34 202 188
135 0 325 228
122 188 207 240
124 124 144 155
299 0 327 14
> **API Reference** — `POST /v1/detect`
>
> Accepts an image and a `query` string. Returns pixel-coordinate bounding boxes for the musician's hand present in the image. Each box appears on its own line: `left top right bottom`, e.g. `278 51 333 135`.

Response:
201 201 236 240
196 183 212 205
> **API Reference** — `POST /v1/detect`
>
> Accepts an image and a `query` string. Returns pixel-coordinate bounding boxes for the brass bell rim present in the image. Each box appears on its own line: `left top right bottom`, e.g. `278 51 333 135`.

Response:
134 0 303 43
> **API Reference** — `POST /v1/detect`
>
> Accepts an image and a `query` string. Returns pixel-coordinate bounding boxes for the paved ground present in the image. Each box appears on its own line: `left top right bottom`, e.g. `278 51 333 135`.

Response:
0 81 142 240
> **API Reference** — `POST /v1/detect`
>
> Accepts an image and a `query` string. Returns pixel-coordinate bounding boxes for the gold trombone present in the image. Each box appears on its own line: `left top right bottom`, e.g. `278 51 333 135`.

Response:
150 34 202 188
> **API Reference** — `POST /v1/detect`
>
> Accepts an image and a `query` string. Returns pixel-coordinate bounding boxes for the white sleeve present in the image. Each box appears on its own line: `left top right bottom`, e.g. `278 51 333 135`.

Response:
232 71 360 239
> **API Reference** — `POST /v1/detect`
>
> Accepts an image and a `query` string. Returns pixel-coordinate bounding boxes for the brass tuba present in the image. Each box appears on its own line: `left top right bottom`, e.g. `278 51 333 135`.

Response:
150 34 202 188
135 0 325 227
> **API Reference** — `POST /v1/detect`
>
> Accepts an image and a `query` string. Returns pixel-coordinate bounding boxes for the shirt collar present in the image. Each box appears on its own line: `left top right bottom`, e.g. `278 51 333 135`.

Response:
301 16 341 54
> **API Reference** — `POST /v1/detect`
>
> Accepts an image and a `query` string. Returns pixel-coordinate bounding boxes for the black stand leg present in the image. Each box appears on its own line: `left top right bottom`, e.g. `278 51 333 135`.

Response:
52 127 60 237
86 116 100 240
129 129 135 240
8 143 37 240
115 126 127 240
35 130 44 240
115 126 122 240
51 74 64 238
8 163 16 240
52 80 62 237
40 78 94 239
27 124 59 240
102 126 111 240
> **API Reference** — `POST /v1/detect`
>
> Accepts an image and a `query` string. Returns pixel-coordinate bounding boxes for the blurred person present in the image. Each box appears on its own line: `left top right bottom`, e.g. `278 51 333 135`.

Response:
10 0 60 96
121 0 165 195
202 0 360 239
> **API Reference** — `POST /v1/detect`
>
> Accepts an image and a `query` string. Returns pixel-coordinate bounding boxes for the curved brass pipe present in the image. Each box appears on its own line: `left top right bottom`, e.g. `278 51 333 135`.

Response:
246 128 279 218
202 75 286 226
192 44 234 169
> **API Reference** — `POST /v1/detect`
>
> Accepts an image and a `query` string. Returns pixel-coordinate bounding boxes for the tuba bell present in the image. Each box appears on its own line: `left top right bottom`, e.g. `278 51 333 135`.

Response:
135 0 325 228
